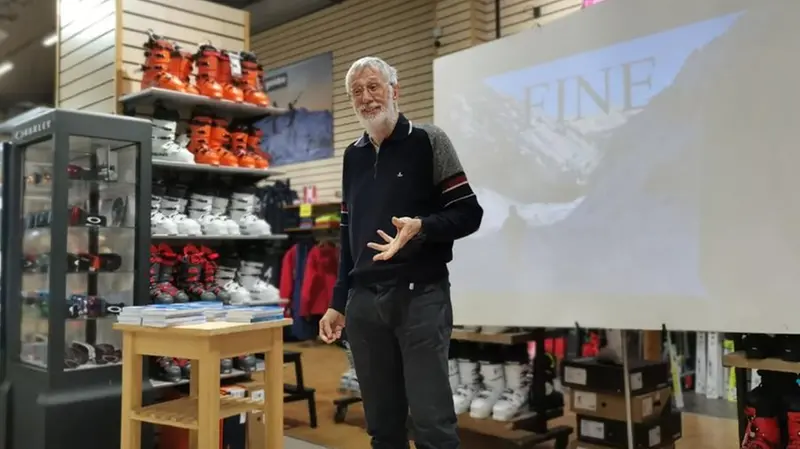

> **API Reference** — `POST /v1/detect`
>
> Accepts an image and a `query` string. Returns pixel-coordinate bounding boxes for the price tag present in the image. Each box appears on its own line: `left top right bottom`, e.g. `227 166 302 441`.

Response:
299 203 313 218
228 51 243 78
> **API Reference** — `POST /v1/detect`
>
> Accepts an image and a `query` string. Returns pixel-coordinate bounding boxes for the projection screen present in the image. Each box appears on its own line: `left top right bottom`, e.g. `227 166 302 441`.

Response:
435 0 800 332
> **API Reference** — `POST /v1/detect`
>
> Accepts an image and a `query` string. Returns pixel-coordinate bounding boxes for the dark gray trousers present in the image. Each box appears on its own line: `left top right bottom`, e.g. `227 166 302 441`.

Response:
346 279 459 449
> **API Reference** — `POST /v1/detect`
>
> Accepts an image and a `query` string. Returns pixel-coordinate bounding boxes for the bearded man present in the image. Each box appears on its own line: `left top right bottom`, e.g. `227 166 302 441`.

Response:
318 56 484 449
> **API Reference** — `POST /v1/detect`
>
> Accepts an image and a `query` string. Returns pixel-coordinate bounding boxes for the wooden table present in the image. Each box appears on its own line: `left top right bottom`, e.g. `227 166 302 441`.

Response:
114 319 292 449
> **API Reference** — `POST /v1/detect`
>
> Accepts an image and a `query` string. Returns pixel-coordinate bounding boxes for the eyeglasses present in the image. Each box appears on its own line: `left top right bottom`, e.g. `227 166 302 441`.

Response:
350 82 384 99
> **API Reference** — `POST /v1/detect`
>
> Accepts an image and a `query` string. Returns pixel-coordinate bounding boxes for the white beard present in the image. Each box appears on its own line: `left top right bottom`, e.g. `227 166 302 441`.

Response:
355 96 397 138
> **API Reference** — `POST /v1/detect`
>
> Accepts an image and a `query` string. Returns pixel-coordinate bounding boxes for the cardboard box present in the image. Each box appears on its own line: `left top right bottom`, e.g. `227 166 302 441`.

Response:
236 380 266 449
569 387 672 423
561 358 670 394
576 410 682 448
570 441 675 449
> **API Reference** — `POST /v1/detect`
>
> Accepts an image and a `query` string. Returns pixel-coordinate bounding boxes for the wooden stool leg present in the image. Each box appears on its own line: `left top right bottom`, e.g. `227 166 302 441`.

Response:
198 353 221 449
265 333 284 448
189 359 200 449
120 333 142 449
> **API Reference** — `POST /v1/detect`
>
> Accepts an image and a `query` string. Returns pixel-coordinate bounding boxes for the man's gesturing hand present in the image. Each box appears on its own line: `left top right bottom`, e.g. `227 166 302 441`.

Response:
367 216 422 261
319 308 345 343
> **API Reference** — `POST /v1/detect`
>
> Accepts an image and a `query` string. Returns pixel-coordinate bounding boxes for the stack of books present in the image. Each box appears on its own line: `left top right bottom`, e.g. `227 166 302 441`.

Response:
226 305 285 323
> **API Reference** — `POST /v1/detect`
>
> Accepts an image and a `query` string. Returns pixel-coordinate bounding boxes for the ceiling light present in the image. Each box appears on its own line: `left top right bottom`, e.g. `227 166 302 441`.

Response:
42 32 57 47
0 61 13 77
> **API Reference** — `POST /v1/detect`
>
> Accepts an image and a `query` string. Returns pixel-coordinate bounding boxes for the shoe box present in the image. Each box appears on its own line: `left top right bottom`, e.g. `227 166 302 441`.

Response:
568 387 672 422
561 357 670 395
575 408 682 449
570 441 675 449
235 377 267 449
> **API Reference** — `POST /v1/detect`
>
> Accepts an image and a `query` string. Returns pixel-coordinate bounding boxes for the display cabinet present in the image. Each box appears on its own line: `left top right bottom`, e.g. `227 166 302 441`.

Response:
2 109 152 449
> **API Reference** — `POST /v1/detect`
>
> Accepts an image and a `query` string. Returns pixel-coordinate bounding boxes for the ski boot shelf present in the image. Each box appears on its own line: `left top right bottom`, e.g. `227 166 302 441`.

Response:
723 351 800 373
120 87 287 121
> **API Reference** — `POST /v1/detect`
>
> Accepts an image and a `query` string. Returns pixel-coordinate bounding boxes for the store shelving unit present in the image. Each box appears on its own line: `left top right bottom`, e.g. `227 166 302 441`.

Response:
2 109 153 449
120 87 287 121
332 328 573 449
722 341 799 443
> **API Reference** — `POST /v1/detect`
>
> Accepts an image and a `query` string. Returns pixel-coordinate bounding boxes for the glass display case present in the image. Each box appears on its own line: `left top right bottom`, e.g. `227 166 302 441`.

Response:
3 108 152 449
20 136 140 371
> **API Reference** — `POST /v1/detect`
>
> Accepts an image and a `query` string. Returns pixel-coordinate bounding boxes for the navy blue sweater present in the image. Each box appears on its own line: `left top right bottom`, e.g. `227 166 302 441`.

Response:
330 114 483 314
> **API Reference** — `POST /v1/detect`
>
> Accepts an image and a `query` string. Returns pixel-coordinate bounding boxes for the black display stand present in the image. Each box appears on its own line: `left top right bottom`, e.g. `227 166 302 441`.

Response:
1 109 152 449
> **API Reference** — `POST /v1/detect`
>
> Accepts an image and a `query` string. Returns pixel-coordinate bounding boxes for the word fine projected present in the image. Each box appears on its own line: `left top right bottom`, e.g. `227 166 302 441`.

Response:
484 12 742 126
523 57 655 123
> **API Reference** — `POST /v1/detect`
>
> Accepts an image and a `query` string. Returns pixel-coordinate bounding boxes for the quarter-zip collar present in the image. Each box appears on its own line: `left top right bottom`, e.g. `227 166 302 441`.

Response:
354 113 413 147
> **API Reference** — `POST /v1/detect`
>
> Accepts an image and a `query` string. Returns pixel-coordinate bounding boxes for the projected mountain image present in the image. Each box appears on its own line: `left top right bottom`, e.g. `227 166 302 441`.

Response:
258 108 334 166
445 7 800 298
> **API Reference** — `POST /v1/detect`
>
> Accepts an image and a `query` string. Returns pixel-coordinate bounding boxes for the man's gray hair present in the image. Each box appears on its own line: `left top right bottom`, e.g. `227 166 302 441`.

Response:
345 57 398 95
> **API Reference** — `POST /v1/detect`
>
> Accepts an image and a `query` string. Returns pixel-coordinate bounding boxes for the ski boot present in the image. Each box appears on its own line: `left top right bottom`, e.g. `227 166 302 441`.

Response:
187 193 229 235
240 52 270 107
159 186 202 236
152 244 190 303
229 191 271 235
246 126 270 169
157 357 182 383
228 122 256 168
149 245 174 304
238 260 281 304
209 118 239 166
151 108 194 164
168 45 198 95
742 375 781 449
470 360 506 419
217 51 244 103
214 261 251 305
199 245 232 303
194 44 224 100
221 358 234 374
235 354 257 373
150 188 179 236
178 245 217 301
141 31 184 92
210 195 241 235
187 115 220 166
745 334 777 359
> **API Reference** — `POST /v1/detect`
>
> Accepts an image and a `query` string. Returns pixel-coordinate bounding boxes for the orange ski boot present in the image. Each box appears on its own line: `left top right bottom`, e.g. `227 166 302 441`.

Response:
217 51 244 103
229 123 256 168
246 126 269 169
194 44 224 100
141 32 185 92
194 145 220 166
169 46 198 95
240 52 270 107
187 116 213 154
209 119 239 167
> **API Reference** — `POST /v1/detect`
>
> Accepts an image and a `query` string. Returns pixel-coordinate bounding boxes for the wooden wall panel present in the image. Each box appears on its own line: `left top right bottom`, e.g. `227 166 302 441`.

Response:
58 0 117 113
251 0 584 200
118 0 249 98
251 0 436 202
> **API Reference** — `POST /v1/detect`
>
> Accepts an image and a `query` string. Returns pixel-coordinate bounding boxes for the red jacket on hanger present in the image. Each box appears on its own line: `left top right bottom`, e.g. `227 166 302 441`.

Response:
300 243 339 317
279 244 298 302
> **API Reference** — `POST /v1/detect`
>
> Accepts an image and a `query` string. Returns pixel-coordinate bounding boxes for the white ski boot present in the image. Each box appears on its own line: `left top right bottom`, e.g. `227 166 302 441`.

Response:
229 192 271 235
187 194 229 236
160 195 202 236
211 196 240 235
214 265 251 305
448 359 460 395
151 118 194 164
492 362 533 421
151 195 178 235
238 261 282 305
470 362 506 419
453 359 480 415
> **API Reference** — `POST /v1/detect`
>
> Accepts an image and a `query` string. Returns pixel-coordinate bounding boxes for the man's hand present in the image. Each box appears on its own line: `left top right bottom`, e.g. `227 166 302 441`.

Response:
319 308 345 343
367 216 422 261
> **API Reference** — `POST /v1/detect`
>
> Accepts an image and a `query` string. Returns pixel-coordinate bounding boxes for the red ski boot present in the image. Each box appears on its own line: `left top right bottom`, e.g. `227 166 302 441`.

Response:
199 245 231 304
150 244 189 303
179 245 217 301
741 382 780 449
